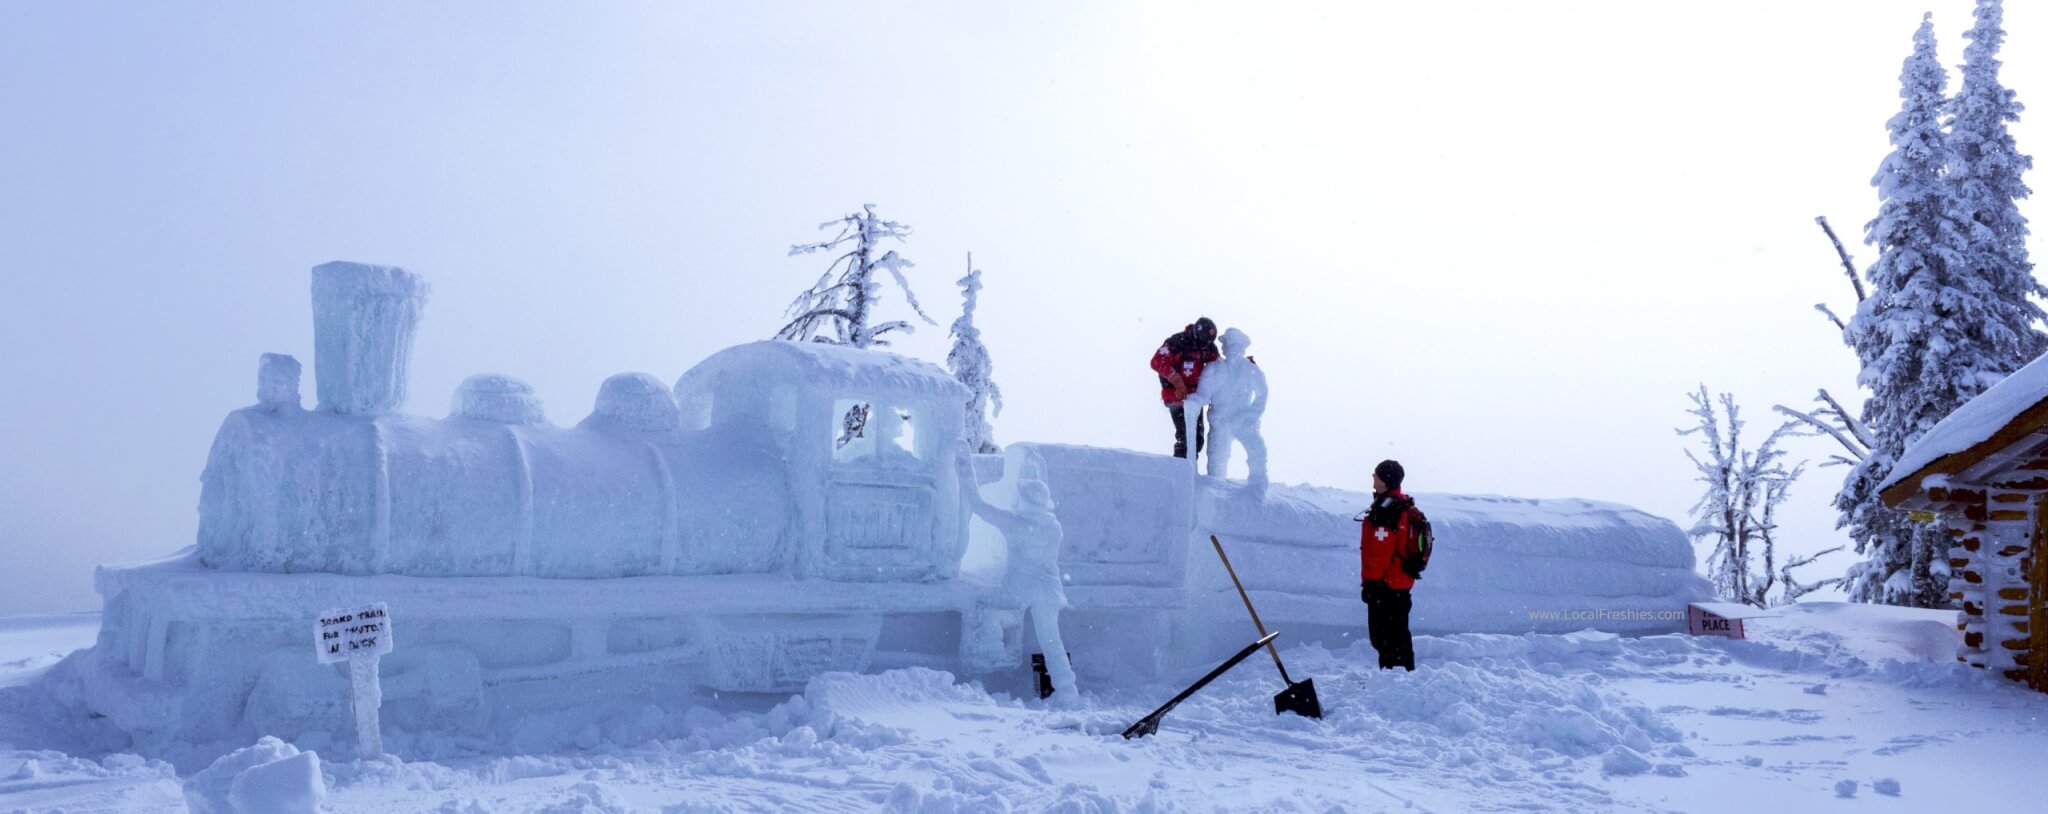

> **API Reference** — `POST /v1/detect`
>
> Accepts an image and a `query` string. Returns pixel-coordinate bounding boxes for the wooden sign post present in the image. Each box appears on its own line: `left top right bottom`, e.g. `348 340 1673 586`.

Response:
316 602 394 759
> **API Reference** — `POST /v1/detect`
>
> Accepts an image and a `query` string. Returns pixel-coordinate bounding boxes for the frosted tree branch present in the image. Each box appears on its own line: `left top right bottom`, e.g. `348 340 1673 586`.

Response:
1773 388 1872 468
1778 545 1849 604
1815 303 1848 332
1815 216 1867 303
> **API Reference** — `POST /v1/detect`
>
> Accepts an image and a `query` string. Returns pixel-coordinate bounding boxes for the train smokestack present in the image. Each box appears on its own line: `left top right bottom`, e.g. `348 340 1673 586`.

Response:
311 261 429 415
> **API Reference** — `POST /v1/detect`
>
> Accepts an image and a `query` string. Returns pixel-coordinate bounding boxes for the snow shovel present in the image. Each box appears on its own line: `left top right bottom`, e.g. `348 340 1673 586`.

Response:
1122 630 1280 739
1210 535 1324 719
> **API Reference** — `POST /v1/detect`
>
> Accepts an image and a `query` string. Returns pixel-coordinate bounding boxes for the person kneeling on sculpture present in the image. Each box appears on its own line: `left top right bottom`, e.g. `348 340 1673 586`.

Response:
1359 459 1420 671
957 452 1077 697
1181 327 1268 494
1149 317 1220 461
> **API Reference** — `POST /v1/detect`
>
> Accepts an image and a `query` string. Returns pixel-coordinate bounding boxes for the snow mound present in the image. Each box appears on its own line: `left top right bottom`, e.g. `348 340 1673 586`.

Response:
1741 602 1959 664
805 667 995 722
531 781 638 814
183 736 326 814
1297 635 1685 766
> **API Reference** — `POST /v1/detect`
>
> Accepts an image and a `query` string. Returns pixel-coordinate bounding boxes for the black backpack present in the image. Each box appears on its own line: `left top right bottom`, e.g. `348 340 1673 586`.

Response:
1402 506 1433 579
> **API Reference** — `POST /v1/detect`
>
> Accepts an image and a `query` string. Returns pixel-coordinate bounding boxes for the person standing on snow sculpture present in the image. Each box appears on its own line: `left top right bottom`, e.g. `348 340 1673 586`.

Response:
1359 460 1419 671
1149 317 1221 461
957 453 1078 697
1182 327 1268 493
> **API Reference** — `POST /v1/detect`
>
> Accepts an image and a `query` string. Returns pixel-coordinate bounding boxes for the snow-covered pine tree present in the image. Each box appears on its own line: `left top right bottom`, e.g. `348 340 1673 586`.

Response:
946 257 1003 454
776 204 936 348
1837 12 2048 607
1792 7 2044 608
1949 0 2048 367
1681 387 1803 607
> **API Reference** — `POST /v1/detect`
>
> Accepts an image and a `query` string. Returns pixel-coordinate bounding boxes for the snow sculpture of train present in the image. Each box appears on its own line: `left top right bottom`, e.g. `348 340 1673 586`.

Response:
53 262 1709 757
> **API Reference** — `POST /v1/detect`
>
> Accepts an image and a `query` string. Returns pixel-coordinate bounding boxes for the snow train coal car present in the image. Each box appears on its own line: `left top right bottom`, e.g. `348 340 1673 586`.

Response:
673 340 971 582
72 262 987 754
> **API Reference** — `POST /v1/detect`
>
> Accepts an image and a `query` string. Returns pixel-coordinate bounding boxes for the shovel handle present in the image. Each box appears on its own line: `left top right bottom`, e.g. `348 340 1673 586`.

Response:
1211 535 1294 685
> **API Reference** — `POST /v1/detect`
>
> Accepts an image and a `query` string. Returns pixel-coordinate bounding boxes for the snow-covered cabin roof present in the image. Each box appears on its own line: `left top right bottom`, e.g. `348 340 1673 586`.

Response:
677 340 969 402
1880 350 2048 507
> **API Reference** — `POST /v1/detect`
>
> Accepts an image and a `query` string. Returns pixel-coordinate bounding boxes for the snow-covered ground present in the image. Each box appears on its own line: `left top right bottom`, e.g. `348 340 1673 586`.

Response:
4 602 2042 813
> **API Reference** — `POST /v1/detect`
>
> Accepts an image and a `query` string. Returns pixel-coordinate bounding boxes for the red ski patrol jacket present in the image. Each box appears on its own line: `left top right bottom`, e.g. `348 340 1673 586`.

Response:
1359 490 1418 591
1149 329 1220 404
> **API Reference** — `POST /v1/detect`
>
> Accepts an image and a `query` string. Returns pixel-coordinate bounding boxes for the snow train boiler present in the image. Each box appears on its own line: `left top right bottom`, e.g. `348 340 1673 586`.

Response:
68 262 1213 755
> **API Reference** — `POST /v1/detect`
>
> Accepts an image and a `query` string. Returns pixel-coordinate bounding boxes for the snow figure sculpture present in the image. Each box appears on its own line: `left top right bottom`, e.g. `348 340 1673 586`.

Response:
1184 327 1269 493
957 450 1076 696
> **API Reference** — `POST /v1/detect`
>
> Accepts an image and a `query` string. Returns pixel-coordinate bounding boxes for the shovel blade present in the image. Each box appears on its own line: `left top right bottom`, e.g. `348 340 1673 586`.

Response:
1273 678 1323 719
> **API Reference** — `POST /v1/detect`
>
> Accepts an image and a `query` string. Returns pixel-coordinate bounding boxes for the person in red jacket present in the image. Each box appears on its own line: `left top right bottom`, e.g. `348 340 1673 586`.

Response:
1359 459 1418 671
1149 317 1220 460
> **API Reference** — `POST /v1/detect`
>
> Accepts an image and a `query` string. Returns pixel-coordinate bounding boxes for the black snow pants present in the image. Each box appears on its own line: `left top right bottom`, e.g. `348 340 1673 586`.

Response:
1361 580 1415 671
1169 402 1207 460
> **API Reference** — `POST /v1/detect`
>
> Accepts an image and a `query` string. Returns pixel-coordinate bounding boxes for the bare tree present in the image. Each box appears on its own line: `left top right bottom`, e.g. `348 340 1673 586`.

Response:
1682 387 1805 607
776 204 935 348
775 204 937 448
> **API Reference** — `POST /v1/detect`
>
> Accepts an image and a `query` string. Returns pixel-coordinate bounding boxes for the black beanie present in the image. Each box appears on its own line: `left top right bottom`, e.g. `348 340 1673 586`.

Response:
1375 459 1405 490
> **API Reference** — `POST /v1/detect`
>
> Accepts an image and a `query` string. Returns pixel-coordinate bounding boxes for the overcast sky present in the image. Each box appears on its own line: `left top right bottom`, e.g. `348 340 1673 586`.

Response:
2 1 2042 614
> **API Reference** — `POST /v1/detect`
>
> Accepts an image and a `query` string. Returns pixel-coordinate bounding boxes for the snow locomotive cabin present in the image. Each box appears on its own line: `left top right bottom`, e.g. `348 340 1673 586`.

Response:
57 261 1711 753
1881 351 2048 691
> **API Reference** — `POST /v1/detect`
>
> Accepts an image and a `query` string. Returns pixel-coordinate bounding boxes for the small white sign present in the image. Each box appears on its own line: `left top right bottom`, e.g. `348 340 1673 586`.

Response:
316 602 394 664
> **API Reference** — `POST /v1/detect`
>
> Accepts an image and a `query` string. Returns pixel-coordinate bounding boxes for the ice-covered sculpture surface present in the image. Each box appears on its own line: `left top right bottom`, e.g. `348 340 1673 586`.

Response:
311 262 427 415
675 340 972 582
1185 327 1268 492
201 263 806 578
257 353 301 411
582 373 681 433
452 374 546 425
199 378 790 578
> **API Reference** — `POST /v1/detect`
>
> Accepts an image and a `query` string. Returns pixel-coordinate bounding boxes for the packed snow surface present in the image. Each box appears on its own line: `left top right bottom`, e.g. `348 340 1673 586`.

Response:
3 602 2040 812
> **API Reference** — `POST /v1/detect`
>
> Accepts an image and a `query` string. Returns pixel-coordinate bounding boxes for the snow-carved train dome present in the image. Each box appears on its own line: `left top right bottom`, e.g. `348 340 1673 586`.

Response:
451 374 546 425
584 372 682 433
